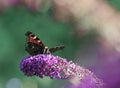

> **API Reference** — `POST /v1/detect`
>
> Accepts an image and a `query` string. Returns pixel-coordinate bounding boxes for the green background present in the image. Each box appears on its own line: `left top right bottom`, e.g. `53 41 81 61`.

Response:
0 0 120 88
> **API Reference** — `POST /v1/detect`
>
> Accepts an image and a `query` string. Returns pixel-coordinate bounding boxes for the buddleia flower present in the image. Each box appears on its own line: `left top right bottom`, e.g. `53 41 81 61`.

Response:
20 54 103 88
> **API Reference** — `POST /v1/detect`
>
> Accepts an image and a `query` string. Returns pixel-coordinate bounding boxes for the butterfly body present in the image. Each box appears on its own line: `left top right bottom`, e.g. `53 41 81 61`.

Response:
25 31 64 56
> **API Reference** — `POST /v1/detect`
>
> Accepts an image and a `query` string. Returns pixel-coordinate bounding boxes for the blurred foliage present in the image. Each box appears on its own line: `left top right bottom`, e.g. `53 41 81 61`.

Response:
0 0 120 88
108 0 120 10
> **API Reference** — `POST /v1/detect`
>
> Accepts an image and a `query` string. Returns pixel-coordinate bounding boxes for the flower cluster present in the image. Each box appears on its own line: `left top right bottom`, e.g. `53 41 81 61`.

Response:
20 54 103 87
20 54 71 79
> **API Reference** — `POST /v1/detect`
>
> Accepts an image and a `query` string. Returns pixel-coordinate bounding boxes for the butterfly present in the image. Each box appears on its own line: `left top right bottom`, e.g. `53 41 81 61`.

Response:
25 31 65 56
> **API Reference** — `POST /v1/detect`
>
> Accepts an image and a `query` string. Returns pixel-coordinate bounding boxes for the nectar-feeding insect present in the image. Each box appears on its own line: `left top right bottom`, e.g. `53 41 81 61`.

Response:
25 31 64 56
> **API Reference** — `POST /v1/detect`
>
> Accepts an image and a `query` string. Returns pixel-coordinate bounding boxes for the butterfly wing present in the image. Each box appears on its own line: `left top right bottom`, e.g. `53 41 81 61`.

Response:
49 45 65 53
25 31 45 55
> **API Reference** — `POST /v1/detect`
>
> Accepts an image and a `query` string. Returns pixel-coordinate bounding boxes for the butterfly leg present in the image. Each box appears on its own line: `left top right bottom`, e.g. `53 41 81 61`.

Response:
43 46 51 54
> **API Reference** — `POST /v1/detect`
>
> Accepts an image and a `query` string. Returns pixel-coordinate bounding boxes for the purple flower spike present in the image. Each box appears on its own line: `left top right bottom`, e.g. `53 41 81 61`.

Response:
20 54 70 79
20 54 103 87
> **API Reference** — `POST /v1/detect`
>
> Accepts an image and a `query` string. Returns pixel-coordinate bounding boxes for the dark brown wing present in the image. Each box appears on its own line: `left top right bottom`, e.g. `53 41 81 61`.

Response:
25 31 45 55
49 45 65 53
25 31 45 48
